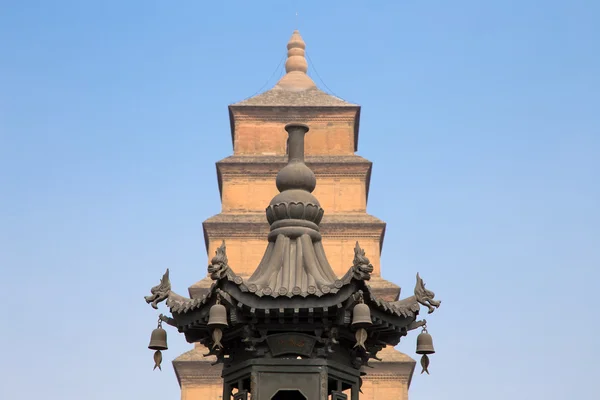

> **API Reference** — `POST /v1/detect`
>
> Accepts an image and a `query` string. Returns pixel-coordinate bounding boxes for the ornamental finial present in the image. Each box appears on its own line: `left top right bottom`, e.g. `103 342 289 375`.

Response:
275 30 316 91
265 123 324 232
275 123 316 193
285 30 308 74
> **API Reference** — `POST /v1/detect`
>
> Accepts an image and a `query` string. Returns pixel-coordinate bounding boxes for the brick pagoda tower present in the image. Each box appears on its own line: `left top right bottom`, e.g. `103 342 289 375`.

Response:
172 30 416 400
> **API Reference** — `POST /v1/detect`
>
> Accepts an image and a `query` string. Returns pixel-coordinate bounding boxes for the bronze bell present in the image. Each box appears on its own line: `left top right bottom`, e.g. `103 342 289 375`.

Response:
416 328 435 355
351 302 373 328
148 326 168 351
208 303 228 329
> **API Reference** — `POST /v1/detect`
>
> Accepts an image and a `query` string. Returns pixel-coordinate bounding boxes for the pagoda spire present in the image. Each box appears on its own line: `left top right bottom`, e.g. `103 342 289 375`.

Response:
275 30 317 91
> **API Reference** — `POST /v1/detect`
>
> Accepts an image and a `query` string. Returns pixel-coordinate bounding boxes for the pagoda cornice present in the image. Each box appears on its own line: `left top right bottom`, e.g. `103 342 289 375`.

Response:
217 154 371 169
216 155 373 204
217 155 372 177
202 213 386 252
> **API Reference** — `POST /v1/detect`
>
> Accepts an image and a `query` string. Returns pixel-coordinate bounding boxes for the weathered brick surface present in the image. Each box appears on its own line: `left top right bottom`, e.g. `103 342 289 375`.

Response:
221 175 366 213
230 107 359 155
204 232 382 277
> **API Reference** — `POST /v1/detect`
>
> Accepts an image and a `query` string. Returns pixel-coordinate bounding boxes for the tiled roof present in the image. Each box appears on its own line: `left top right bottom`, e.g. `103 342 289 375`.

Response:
233 86 356 107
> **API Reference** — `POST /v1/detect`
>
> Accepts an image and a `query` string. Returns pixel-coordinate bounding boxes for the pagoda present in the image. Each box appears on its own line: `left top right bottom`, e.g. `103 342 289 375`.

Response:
145 31 442 399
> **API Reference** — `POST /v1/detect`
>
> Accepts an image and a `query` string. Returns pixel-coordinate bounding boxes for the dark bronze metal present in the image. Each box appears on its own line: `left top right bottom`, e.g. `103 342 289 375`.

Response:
416 328 435 355
149 319 167 371
142 122 443 396
208 241 229 280
420 354 431 375
148 326 168 351
414 273 442 314
153 350 163 371
266 333 317 357
144 269 170 309
332 391 348 400
351 303 372 329
207 303 228 329
350 242 373 281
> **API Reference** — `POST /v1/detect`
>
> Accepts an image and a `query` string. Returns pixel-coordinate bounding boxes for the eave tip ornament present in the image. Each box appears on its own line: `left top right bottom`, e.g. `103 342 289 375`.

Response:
415 273 441 314
351 242 374 281
144 269 171 309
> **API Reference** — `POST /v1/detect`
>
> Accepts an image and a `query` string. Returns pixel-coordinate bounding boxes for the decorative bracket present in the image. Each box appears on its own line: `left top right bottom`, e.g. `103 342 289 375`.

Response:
159 313 177 328
408 319 427 331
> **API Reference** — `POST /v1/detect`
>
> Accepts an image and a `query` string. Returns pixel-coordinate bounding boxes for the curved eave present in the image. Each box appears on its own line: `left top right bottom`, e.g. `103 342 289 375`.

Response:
167 269 421 334
222 278 359 310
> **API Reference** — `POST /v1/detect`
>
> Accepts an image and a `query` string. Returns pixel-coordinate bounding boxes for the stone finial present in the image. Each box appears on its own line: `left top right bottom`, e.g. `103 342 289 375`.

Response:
276 30 316 91
285 30 308 74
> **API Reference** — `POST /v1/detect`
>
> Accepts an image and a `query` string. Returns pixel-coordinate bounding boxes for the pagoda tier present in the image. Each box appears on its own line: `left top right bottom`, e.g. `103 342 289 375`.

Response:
145 122 441 399
161 30 432 400
216 155 373 214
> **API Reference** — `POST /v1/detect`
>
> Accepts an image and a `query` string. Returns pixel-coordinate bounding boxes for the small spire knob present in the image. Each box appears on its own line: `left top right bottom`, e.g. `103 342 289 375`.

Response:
285 30 308 74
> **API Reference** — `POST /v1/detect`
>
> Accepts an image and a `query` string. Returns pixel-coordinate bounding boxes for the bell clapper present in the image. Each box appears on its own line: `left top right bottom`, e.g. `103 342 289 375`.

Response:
153 349 163 371
420 354 430 374
212 328 223 349
354 328 368 349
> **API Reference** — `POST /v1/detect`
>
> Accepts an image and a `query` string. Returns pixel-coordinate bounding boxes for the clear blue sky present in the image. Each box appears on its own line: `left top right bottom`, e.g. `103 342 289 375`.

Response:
1 1 598 399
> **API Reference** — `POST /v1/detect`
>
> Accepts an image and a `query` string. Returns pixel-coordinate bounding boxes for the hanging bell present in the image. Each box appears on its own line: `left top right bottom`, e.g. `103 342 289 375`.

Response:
416 328 435 355
148 326 168 351
351 302 373 329
208 303 228 329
